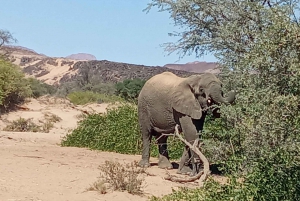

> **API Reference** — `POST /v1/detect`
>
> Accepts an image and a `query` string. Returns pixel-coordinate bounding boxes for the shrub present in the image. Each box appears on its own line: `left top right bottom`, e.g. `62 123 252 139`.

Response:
0 59 31 111
27 77 57 98
115 78 146 101
3 117 41 132
97 160 145 195
61 103 183 159
3 114 61 133
67 91 123 105
150 150 300 201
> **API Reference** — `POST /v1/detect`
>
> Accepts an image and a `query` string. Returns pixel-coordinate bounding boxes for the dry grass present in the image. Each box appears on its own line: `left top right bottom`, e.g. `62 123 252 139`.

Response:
87 180 108 194
89 160 146 195
3 113 62 133
3 117 41 132
43 112 62 123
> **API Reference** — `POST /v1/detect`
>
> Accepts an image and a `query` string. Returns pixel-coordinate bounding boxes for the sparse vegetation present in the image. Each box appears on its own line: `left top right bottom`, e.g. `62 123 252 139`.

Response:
67 90 123 105
44 112 62 123
87 180 108 194
3 113 61 133
4 117 41 132
96 160 145 195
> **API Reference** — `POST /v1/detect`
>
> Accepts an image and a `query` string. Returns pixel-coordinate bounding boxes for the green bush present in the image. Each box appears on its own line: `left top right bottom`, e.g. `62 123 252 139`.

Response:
151 150 300 201
27 77 57 98
0 59 31 111
83 82 116 95
67 91 123 105
61 103 183 159
115 78 146 101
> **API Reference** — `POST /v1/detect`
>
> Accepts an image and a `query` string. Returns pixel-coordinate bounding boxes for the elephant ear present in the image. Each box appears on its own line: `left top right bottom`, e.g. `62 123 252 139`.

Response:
171 83 202 119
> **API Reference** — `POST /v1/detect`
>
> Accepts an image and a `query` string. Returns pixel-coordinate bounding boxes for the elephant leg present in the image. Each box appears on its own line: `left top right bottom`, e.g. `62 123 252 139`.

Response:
156 134 173 169
179 116 200 176
138 125 153 168
177 146 193 175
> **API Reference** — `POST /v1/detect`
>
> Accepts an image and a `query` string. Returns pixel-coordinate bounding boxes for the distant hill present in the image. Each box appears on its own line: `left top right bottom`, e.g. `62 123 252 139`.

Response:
65 53 96 61
164 61 219 74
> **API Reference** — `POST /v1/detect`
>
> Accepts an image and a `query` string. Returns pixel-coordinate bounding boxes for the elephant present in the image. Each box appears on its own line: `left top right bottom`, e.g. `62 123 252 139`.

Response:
137 71 236 175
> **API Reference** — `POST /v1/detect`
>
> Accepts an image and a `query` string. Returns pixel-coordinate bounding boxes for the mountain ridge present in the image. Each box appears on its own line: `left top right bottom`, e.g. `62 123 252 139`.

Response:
2 45 219 86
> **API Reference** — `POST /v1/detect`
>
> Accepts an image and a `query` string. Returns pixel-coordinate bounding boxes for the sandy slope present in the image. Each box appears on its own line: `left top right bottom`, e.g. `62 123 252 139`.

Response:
0 97 197 201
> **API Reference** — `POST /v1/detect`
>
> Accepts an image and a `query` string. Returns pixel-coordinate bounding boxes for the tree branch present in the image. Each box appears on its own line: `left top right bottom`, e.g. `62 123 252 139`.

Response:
163 125 210 186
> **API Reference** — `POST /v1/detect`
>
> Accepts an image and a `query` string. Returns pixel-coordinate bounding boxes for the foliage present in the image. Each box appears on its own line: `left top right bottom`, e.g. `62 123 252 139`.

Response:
0 59 31 111
146 0 300 200
151 150 300 201
144 0 299 60
61 103 183 159
67 90 123 105
27 77 57 98
115 78 146 101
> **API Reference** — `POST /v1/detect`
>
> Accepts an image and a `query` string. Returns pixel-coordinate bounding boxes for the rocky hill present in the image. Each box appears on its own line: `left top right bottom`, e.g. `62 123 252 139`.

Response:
59 60 195 85
2 45 218 86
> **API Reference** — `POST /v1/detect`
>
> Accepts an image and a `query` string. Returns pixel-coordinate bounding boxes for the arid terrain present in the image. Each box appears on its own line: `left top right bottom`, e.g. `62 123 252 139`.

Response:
0 46 224 201
0 96 207 201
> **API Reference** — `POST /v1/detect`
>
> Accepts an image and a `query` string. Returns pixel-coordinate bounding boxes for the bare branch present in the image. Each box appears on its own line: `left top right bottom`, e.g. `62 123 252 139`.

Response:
0 30 17 47
163 125 210 186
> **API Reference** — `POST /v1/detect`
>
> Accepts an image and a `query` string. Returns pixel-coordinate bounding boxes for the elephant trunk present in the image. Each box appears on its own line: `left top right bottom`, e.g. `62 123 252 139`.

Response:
209 84 236 105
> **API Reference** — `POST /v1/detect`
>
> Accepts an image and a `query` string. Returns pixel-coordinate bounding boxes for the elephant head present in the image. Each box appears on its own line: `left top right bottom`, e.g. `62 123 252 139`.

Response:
171 73 236 119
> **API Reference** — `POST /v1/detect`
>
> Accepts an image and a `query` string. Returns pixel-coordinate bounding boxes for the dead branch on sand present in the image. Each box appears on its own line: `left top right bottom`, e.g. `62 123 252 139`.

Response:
163 124 211 186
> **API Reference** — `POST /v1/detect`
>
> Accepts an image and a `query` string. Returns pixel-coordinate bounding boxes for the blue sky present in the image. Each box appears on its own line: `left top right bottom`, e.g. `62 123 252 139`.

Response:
0 0 217 66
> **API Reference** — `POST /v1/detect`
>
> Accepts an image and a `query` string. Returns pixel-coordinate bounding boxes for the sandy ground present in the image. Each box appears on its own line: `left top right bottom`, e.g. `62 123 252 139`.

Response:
0 97 198 201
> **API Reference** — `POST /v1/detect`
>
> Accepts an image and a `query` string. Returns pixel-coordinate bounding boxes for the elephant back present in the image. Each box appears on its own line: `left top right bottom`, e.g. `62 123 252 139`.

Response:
138 72 184 111
139 72 183 98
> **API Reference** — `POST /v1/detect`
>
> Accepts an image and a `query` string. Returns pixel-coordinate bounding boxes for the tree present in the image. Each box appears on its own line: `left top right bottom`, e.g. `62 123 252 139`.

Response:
0 59 31 112
145 1 300 199
115 78 146 101
145 1 299 60
0 29 17 47
0 29 17 59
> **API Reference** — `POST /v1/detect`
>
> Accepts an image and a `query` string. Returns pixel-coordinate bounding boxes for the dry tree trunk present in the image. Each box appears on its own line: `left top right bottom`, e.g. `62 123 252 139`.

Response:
164 125 211 186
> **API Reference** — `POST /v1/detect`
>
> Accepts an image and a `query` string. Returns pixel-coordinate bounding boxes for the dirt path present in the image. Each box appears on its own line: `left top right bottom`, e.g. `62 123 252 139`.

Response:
0 97 197 201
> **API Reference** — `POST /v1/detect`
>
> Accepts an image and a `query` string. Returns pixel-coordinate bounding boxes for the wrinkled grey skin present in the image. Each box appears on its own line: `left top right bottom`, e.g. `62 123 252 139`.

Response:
137 72 236 175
